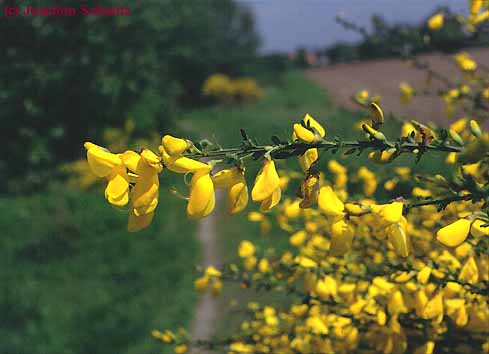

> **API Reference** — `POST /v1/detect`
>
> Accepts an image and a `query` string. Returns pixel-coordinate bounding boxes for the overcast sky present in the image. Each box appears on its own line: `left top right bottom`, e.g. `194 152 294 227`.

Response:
237 0 468 53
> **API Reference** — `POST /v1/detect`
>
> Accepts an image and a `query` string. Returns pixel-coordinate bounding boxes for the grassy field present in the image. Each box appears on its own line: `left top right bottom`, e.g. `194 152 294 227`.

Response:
1 182 198 354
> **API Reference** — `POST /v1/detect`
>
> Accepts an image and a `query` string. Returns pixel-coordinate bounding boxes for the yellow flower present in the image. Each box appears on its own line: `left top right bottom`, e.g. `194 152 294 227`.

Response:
459 256 479 284
161 135 192 156
211 279 222 296
126 149 161 217
238 240 256 258
227 181 249 215
454 52 477 72
449 118 467 133
205 266 222 278
284 199 301 218
289 230 307 247
362 123 386 141
370 102 384 126
358 167 377 196
243 256 257 271
330 220 355 256
316 276 337 299
469 120 482 137
428 13 444 30
306 316 328 334
423 292 444 320
297 173 320 208
446 152 458 164
229 342 254 353
399 82 414 104
84 142 122 177
387 222 409 257
436 219 471 247
258 258 270 273
368 149 395 164
187 166 215 220
291 304 309 317
252 158 281 211
388 290 408 315
295 256 318 268
159 145 208 174
417 266 432 285
194 276 209 293
483 87 489 99
293 113 326 143
371 201 403 225
202 73 234 101
356 89 369 104
471 219 489 237
213 167 249 215
413 341 435 354
401 122 414 136
84 142 130 207
318 185 345 218
298 148 318 173
127 209 155 233
174 344 188 354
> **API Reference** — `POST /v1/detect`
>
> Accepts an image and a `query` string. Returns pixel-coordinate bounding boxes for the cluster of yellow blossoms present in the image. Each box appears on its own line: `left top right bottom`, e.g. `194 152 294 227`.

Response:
85 3 489 352
428 0 489 31
202 73 264 103
86 105 488 353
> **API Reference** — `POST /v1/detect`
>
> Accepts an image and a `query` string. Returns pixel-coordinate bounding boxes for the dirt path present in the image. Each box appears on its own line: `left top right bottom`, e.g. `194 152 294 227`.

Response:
305 47 489 126
189 191 223 353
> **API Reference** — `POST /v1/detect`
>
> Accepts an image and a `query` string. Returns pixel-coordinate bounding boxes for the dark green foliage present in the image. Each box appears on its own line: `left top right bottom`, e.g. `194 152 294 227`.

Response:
2 0 259 193
293 47 310 68
326 8 489 64
0 186 198 354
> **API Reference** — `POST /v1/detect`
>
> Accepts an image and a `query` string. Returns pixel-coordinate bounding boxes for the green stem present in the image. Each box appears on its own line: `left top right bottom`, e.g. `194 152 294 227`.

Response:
183 139 462 161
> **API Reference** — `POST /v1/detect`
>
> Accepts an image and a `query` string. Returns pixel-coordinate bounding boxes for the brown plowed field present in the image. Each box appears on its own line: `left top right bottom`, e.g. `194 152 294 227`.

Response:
305 47 489 126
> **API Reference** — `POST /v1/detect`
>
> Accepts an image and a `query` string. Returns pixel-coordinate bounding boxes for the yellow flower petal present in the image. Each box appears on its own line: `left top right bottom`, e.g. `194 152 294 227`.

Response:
330 219 355 256
131 164 159 216
85 143 122 177
298 148 318 173
141 148 162 172
417 266 432 285
304 113 326 137
121 150 142 173
428 13 444 30
387 223 409 257
160 145 209 174
212 167 242 189
227 181 248 215
371 202 403 224
187 170 215 219
318 186 345 217
293 123 316 143
161 135 191 156
251 159 280 202
105 166 129 204
238 240 255 258
459 256 479 284
127 209 154 232
423 293 444 320
436 219 471 247
471 219 489 237
260 186 281 212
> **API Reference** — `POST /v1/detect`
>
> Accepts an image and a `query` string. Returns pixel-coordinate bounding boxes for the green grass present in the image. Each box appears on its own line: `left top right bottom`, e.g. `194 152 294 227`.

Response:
1 185 198 354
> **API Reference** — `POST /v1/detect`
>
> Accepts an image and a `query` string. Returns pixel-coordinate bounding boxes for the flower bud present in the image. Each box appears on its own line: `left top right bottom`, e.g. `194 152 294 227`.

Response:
469 120 482 138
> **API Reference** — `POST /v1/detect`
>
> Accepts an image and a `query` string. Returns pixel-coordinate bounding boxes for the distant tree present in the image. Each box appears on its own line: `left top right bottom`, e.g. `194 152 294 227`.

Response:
1 0 259 192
